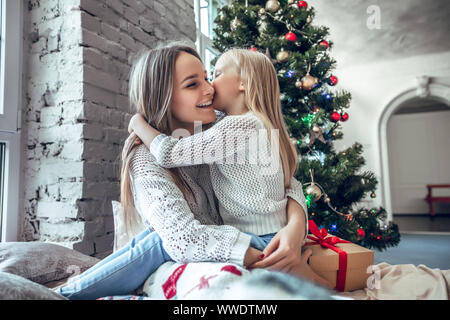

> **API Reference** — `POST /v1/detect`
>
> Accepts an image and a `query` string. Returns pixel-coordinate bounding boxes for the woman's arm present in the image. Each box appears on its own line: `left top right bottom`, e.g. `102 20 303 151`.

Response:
247 177 309 271
248 198 307 271
129 145 256 266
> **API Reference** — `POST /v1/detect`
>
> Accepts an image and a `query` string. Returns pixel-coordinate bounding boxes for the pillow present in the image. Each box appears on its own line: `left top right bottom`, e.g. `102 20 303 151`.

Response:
112 200 145 252
0 272 68 300
0 242 100 285
112 200 128 252
143 261 335 300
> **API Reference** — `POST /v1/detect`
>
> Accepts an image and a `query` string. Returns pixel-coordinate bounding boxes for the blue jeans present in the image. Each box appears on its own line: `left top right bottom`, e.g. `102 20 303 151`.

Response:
55 229 275 300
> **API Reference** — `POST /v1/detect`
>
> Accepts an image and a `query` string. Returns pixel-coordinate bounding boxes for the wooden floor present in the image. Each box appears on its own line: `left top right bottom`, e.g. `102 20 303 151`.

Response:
393 214 450 233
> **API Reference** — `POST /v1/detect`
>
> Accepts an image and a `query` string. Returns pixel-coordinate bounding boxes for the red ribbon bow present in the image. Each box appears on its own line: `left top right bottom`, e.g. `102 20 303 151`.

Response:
305 220 351 292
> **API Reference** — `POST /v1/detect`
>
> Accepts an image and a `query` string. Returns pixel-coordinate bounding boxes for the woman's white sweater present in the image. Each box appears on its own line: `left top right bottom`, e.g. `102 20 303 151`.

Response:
149 111 309 236
130 145 252 266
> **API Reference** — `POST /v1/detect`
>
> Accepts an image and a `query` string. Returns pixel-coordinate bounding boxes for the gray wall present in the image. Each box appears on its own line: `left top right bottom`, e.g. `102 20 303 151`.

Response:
20 0 196 257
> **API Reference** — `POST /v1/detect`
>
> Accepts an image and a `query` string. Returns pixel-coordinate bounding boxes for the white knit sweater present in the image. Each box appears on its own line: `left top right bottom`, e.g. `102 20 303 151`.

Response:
150 111 309 236
129 145 252 266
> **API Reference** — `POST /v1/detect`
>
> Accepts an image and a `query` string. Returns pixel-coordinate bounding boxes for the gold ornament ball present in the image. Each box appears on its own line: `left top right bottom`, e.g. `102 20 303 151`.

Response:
301 74 318 90
230 17 242 31
276 49 289 63
265 0 280 13
306 184 322 201
370 192 377 198
312 125 321 133
295 80 303 89
258 8 266 16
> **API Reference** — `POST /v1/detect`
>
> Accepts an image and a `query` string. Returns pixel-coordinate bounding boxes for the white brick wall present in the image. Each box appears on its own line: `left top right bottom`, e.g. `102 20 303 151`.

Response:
21 0 196 257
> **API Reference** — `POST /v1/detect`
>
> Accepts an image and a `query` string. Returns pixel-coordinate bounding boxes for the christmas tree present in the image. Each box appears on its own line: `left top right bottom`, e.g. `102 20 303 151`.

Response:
212 0 400 250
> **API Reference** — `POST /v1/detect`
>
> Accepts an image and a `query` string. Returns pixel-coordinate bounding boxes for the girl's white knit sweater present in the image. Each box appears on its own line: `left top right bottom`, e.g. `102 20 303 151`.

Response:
149 111 309 236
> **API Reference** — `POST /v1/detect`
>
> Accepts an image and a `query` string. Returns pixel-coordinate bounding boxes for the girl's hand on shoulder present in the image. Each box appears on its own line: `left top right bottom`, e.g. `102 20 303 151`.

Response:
128 113 146 134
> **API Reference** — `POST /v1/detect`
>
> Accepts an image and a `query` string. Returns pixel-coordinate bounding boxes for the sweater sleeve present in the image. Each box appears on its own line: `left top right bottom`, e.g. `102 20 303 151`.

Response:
130 145 251 266
285 176 309 239
150 113 261 168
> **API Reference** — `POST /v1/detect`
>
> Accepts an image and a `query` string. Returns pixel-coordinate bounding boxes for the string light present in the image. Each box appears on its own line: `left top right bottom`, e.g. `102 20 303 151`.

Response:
304 169 354 219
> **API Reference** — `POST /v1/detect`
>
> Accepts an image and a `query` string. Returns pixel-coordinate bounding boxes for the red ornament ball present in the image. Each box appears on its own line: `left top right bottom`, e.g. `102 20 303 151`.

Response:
298 1 308 9
329 75 338 86
249 46 258 52
341 112 349 122
357 228 365 238
284 32 297 42
331 112 341 122
319 40 329 49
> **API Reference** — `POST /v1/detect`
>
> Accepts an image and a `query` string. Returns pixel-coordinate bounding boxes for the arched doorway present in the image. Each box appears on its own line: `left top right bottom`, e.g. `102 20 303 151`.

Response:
378 77 450 222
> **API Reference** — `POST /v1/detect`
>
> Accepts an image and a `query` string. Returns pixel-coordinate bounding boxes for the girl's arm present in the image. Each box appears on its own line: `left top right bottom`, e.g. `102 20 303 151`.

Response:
130 145 255 266
128 114 161 150
285 177 309 238
150 113 261 168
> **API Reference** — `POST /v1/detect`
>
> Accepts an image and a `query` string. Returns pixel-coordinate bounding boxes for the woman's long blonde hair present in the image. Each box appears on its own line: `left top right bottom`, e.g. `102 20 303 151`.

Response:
220 48 298 188
120 43 200 235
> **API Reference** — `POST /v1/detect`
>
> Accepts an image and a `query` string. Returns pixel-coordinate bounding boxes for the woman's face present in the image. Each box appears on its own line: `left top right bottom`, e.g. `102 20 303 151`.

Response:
170 52 216 131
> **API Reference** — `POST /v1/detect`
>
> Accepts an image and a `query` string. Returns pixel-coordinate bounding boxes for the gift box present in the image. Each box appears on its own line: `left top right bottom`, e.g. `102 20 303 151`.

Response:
305 220 374 292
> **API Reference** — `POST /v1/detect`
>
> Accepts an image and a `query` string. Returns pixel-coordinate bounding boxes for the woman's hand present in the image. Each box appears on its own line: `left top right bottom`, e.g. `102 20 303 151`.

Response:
247 198 307 272
243 247 264 268
247 222 303 272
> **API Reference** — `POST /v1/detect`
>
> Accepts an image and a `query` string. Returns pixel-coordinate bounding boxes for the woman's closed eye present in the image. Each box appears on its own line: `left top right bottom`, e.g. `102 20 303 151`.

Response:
186 77 210 88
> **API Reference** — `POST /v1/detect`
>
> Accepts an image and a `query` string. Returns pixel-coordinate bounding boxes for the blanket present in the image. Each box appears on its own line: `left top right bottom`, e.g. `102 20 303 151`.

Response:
338 262 450 300
132 261 449 300
141 261 341 300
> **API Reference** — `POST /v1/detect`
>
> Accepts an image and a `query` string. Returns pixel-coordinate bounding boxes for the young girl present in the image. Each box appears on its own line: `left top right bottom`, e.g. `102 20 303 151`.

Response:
55 44 323 300
129 48 332 288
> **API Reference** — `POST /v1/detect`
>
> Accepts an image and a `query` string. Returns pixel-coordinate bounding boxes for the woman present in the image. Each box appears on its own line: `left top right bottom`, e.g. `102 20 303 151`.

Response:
56 43 309 299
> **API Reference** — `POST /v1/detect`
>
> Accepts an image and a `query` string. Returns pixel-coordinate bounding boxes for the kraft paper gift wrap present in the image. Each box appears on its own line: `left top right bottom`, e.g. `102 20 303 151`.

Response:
305 220 374 292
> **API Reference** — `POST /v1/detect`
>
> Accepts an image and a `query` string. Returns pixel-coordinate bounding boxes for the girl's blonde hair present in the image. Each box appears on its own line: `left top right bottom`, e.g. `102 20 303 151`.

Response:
220 48 298 188
120 43 200 235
